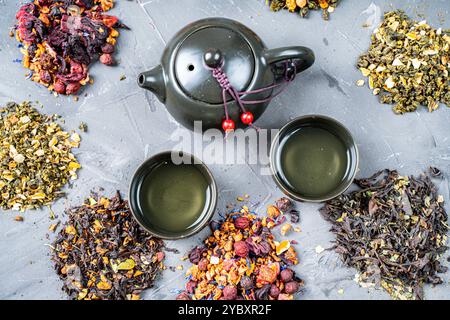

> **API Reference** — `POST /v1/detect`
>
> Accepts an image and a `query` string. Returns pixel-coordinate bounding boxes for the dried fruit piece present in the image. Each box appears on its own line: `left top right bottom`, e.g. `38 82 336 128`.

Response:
256 263 280 286
267 205 281 219
276 240 291 255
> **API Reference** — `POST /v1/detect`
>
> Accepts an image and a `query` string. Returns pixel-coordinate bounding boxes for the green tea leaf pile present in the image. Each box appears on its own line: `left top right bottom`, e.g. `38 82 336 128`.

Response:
320 169 449 300
267 0 340 20
52 192 165 300
358 11 450 114
0 101 81 211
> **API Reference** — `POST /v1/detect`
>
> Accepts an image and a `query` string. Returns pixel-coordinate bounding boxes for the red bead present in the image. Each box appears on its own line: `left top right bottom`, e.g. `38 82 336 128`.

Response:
240 111 254 125
222 119 235 132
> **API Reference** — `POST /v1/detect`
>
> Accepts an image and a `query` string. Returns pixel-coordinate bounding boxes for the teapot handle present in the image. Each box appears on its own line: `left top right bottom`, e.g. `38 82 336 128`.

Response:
265 46 315 73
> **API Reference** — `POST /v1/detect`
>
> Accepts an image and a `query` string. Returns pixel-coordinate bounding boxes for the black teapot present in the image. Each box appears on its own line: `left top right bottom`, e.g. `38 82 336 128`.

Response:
138 18 314 131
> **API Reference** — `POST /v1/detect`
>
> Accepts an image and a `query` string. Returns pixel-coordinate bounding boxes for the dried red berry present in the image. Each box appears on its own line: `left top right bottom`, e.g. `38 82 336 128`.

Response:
284 281 300 294
222 285 237 300
280 268 294 283
39 70 51 84
66 82 81 95
100 53 114 66
269 284 280 298
234 217 250 230
101 43 115 54
53 80 66 94
234 241 249 258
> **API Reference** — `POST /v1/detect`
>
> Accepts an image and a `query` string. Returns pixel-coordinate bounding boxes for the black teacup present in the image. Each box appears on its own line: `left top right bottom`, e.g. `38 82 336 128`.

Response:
270 115 359 202
129 151 217 239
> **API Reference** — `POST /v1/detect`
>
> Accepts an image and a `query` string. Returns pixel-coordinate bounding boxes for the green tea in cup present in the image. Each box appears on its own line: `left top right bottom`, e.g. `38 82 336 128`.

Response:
270 115 358 202
129 152 217 239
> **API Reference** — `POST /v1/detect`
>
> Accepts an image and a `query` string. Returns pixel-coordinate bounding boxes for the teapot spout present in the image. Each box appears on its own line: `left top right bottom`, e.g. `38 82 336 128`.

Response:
138 65 166 103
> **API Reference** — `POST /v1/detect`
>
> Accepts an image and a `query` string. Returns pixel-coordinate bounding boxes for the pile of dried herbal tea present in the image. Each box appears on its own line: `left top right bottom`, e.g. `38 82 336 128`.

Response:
267 0 340 20
357 11 450 114
52 192 165 300
13 0 127 95
0 101 80 211
320 169 449 300
177 198 303 300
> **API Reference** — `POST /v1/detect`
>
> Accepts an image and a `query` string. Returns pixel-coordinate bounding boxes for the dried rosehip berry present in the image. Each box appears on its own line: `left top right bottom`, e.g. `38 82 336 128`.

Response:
280 268 294 283
198 258 208 271
284 281 300 294
240 276 253 290
100 53 114 66
70 61 83 74
222 285 237 300
185 280 197 294
39 70 51 84
66 82 81 95
176 291 191 300
269 284 280 298
53 80 66 94
101 43 115 54
234 217 250 230
234 241 249 258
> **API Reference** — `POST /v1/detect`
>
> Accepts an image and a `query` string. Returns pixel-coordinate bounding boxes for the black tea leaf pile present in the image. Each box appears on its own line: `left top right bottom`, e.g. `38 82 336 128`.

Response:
320 169 449 300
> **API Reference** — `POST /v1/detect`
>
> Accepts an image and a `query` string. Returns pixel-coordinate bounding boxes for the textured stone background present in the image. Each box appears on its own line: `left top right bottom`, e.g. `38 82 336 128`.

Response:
0 0 449 300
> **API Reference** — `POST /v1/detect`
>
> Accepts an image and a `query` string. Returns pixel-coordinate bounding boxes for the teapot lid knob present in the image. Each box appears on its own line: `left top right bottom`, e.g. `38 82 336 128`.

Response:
204 49 223 69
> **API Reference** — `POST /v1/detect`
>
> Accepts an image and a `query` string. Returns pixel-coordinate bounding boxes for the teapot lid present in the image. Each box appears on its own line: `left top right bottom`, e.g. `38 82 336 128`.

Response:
174 26 255 104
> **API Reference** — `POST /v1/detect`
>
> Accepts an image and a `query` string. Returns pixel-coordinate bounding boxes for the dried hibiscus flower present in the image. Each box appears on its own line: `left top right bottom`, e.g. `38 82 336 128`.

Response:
13 0 127 95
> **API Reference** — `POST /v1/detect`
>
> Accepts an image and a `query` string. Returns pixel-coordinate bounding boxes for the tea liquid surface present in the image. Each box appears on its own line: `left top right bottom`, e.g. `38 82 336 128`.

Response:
138 162 210 233
278 126 349 198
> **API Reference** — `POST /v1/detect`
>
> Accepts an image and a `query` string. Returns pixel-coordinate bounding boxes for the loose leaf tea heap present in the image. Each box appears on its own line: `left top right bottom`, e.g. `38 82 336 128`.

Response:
52 192 165 300
177 199 303 300
13 0 126 95
320 169 449 300
358 11 450 114
267 0 340 20
0 101 81 211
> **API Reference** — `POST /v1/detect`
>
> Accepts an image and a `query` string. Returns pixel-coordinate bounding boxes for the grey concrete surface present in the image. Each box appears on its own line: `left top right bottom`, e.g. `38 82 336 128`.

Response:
0 0 449 300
